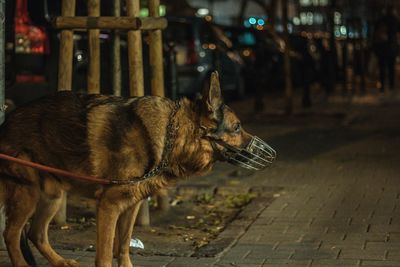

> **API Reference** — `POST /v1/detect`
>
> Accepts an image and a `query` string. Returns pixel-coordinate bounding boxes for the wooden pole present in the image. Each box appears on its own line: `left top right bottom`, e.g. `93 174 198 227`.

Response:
53 192 67 226
0 0 5 248
87 0 101 94
148 0 169 213
136 198 150 226
269 0 278 29
128 0 146 224
112 0 122 96
57 0 76 91
127 0 144 96
148 0 165 96
237 0 247 24
0 208 4 249
55 0 76 225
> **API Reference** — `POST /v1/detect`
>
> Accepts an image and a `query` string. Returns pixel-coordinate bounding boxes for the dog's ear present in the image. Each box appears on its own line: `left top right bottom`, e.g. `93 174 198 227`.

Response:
202 71 223 118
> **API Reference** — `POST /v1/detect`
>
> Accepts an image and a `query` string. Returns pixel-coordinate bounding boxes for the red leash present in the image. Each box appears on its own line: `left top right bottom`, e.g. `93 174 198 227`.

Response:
0 153 111 185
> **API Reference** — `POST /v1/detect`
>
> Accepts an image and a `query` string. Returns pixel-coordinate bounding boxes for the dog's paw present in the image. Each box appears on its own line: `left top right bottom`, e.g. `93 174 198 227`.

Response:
55 259 80 267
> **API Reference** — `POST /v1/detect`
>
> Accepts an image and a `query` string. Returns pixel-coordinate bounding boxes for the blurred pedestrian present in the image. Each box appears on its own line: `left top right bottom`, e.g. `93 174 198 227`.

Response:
372 4 399 92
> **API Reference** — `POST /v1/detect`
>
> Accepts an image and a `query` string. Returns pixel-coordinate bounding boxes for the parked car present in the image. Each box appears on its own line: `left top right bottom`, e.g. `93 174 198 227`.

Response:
163 17 244 99
223 26 283 94
5 0 51 106
5 0 99 106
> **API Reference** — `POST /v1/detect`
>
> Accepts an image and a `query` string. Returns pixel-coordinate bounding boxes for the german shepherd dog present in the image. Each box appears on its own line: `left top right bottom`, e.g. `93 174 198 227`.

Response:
0 72 275 267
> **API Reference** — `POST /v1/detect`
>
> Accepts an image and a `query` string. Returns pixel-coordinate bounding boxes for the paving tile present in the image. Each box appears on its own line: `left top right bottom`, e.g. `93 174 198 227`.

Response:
166 257 216 267
339 248 386 260
262 259 312 266
215 262 263 267
360 260 400 266
246 249 293 260
364 241 400 250
343 233 389 242
319 240 365 250
274 241 321 251
311 259 360 266
290 248 340 260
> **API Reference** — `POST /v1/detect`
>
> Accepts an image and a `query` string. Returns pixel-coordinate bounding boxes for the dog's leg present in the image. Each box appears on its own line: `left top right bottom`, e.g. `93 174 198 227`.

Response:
114 201 143 267
4 185 39 267
95 192 122 267
28 190 79 267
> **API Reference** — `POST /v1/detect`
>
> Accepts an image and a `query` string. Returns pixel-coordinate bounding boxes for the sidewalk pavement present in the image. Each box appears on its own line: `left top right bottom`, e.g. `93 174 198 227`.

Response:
1 90 400 266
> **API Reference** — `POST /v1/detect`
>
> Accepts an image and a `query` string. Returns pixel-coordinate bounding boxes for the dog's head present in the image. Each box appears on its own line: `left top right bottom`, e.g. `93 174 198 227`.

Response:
198 71 276 170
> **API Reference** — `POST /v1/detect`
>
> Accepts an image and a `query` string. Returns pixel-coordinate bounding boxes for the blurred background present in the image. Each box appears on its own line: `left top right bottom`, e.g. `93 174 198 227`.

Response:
2 1 400 264
5 0 400 111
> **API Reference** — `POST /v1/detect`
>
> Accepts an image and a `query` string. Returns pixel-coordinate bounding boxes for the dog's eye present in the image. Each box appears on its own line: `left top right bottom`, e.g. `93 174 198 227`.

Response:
233 123 241 133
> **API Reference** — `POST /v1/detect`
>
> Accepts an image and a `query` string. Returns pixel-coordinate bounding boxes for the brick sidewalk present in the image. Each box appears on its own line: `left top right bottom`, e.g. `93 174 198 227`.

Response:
1 94 400 266
213 101 400 266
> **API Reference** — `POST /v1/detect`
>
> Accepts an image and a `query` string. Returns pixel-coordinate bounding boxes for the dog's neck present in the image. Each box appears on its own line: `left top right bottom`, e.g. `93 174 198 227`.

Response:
167 98 215 179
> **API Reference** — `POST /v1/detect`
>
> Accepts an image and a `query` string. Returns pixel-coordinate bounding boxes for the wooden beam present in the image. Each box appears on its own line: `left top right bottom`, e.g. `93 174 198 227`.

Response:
54 17 168 30
87 0 100 94
57 0 76 91
127 0 144 96
148 0 165 97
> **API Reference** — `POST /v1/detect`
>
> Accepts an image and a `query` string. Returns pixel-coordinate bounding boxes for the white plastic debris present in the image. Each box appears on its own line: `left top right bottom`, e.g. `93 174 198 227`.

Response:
129 238 144 249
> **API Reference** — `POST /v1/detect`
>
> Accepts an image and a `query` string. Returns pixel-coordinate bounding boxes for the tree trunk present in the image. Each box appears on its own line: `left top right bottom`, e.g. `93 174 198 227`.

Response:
269 0 279 29
327 0 337 97
237 0 248 25
282 0 293 115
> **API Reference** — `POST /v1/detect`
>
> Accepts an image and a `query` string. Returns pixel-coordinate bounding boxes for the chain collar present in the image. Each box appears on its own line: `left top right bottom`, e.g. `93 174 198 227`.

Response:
109 100 180 185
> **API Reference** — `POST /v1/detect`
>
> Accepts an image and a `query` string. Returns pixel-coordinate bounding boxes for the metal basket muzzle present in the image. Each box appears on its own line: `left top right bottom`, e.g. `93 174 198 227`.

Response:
220 136 276 170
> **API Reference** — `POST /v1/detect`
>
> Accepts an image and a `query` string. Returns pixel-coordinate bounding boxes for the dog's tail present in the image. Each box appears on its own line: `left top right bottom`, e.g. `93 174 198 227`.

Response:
21 229 37 267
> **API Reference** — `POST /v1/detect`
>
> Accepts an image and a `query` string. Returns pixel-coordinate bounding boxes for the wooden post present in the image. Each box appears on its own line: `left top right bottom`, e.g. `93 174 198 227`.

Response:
156 188 170 212
0 208 4 250
53 192 67 226
57 0 76 91
341 41 347 96
128 0 146 225
88 0 101 94
55 0 76 225
149 0 169 212
136 198 150 226
127 0 144 96
148 0 165 96
112 0 122 96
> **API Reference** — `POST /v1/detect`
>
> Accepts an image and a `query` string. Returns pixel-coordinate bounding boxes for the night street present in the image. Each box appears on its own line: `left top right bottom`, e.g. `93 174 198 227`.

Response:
1 89 399 266
2 0 400 266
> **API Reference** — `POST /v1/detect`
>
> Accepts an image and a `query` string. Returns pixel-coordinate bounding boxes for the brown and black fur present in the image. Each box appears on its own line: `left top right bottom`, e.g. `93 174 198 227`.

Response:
0 72 253 267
